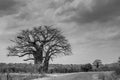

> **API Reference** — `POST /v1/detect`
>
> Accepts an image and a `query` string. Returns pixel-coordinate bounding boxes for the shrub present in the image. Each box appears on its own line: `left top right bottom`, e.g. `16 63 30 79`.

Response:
81 63 92 72
114 67 120 75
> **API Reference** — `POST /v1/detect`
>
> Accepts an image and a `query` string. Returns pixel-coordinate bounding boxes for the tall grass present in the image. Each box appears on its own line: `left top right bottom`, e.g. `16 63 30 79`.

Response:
0 73 48 80
98 72 118 80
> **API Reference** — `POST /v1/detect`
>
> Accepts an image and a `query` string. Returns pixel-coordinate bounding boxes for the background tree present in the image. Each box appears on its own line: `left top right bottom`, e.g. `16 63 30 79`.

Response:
81 63 92 72
7 26 72 72
118 57 120 65
93 59 102 70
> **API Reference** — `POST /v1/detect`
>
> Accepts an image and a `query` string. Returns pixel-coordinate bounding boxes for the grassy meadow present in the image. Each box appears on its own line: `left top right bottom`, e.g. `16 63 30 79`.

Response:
33 72 119 80
0 71 119 80
0 73 47 80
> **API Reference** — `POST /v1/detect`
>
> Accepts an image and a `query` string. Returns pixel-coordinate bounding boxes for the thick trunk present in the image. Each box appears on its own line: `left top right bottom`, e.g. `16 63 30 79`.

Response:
34 46 43 64
33 43 44 64
33 49 43 73
43 51 50 73
34 58 43 73
43 60 49 73
34 57 42 64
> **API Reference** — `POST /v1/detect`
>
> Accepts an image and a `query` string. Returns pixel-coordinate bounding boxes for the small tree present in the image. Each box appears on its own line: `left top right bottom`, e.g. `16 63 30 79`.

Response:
114 57 120 75
81 63 92 72
118 57 120 65
7 25 72 72
93 59 102 70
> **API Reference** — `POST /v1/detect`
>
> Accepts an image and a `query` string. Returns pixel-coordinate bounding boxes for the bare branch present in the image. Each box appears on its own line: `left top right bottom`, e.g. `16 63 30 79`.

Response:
24 58 35 61
19 53 32 57
7 25 72 66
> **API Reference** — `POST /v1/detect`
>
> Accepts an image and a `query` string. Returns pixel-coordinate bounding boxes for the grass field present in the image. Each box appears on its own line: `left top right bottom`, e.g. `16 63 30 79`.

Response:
0 72 119 80
0 73 47 80
33 72 119 80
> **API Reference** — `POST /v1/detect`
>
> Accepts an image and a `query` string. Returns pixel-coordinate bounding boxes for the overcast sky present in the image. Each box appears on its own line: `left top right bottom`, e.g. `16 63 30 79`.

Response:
0 0 120 64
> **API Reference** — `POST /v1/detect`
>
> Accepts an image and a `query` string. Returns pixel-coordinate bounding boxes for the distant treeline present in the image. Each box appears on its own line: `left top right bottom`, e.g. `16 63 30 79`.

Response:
0 63 119 73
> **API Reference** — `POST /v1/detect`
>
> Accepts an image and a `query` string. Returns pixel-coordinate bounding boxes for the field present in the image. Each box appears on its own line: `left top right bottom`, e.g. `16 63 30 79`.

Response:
0 73 47 80
0 72 119 80
33 72 119 80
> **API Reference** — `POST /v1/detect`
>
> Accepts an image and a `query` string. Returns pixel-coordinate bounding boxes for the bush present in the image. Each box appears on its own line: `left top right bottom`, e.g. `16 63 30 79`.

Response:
97 65 110 71
114 67 120 75
81 63 92 72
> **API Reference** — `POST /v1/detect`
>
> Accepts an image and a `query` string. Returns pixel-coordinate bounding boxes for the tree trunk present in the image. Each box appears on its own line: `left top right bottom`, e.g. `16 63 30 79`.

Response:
33 50 43 73
43 52 50 73
34 58 43 73
34 57 42 64
33 47 43 64
43 60 49 73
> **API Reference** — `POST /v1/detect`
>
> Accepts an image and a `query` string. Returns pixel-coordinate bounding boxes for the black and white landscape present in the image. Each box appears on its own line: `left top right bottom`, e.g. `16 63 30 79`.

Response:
0 0 120 80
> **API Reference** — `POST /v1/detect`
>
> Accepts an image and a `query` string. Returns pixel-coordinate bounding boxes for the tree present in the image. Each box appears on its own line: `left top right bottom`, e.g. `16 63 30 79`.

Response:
93 59 102 70
7 26 72 72
81 63 92 72
118 57 120 65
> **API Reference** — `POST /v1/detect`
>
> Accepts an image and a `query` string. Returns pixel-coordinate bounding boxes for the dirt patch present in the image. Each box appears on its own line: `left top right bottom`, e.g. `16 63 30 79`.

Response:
92 74 99 79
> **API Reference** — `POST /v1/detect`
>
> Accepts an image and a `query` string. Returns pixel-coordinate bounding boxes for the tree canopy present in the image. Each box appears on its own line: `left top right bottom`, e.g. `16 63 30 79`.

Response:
93 59 102 69
7 25 72 72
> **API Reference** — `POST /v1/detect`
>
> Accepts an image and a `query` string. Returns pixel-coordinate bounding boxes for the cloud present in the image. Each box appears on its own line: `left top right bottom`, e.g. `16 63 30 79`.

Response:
0 0 120 48
15 0 52 20
5 0 57 30
2 0 120 47
0 0 27 17
0 0 120 64
76 25 120 48
49 0 74 9
55 0 120 24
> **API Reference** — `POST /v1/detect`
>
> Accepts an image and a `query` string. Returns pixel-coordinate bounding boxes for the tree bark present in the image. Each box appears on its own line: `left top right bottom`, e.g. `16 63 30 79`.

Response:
33 49 44 73
43 60 49 73
43 51 50 73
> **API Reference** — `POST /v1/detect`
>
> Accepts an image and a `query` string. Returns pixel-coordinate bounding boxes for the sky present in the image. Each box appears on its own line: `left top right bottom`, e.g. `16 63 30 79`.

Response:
0 0 120 64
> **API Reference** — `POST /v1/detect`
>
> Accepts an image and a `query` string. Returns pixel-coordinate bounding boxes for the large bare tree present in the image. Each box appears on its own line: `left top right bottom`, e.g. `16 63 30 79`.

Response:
7 26 72 72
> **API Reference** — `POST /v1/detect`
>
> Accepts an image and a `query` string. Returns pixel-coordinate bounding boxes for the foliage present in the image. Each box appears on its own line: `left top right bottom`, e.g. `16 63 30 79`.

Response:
1 62 120 74
115 57 120 75
81 63 92 72
0 63 82 73
118 57 120 65
105 62 120 76
93 59 102 71
114 67 120 75
96 65 110 71
48 64 81 73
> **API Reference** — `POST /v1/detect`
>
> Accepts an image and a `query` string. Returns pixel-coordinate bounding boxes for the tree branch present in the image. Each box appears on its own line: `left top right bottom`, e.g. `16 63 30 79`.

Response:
19 53 32 57
24 58 35 61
